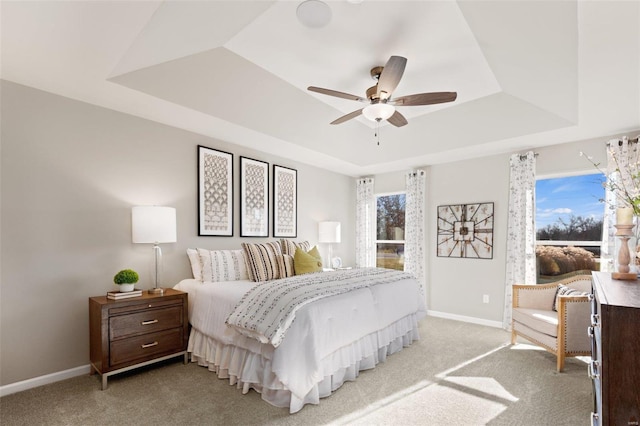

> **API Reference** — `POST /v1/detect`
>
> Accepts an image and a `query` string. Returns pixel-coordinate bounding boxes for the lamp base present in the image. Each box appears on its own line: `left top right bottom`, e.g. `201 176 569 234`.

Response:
612 272 637 281
148 288 164 295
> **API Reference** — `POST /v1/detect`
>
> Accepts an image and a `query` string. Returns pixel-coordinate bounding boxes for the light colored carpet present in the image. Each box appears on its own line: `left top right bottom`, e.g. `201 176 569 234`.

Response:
0 317 592 425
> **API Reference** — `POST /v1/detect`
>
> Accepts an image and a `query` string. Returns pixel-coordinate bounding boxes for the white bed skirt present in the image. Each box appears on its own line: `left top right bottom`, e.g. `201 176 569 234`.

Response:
188 314 422 413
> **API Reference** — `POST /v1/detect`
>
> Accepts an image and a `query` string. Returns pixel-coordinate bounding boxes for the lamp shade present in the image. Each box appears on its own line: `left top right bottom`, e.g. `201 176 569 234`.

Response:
362 103 395 121
318 221 341 243
132 206 177 244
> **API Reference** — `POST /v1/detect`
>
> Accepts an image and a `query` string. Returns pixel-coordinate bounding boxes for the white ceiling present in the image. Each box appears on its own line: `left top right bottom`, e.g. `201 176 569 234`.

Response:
2 1 639 176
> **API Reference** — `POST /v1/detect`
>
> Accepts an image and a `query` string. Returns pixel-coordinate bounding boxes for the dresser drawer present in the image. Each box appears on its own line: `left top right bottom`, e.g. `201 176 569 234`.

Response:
109 298 182 316
110 328 183 366
110 306 183 339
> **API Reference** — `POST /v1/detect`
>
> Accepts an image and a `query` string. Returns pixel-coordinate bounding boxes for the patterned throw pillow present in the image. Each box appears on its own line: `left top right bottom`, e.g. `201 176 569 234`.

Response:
186 248 203 281
196 248 249 282
242 242 283 282
280 239 311 256
553 284 589 311
276 254 295 278
293 246 323 275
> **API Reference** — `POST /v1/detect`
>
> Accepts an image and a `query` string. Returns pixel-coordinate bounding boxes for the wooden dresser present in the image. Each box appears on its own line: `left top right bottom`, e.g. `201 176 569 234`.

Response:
589 272 640 426
89 289 188 389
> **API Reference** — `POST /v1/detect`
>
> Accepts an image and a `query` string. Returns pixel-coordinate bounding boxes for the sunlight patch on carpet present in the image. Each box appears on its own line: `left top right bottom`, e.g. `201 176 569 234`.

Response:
510 343 546 351
337 382 508 425
444 376 519 402
331 344 518 425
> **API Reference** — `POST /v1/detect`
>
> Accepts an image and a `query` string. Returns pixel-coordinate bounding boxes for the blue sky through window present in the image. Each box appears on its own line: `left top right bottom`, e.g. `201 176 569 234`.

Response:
536 173 606 232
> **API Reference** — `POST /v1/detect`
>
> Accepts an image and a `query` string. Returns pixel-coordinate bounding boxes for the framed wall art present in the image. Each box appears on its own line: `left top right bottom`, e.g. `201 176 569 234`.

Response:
240 156 269 237
437 202 494 259
197 145 233 236
273 165 297 238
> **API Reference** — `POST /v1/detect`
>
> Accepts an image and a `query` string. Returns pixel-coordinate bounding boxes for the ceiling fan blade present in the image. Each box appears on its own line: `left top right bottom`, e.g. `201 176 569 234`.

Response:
330 109 363 125
308 86 367 102
387 110 408 127
377 56 407 100
391 92 457 106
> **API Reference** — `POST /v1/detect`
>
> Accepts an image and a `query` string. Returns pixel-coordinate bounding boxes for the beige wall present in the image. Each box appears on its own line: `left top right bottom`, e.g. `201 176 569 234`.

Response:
2 78 636 387
371 132 632 323
0 81 355 385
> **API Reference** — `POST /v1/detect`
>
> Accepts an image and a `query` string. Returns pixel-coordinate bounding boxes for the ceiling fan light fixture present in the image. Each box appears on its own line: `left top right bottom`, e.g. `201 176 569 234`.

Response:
296 0 332 28
362 103 395 121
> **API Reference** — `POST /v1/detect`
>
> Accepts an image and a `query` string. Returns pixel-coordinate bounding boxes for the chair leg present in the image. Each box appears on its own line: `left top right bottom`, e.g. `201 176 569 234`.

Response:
511 327 517 344
557 353 565 372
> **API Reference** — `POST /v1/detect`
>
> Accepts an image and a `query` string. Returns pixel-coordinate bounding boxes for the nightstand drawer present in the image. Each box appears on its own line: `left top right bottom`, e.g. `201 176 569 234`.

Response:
110 306 183 339
110 328 183 366
109 298 182 316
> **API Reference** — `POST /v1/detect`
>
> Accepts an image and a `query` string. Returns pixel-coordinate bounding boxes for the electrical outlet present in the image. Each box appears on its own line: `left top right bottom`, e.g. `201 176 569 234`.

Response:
482 294 490 304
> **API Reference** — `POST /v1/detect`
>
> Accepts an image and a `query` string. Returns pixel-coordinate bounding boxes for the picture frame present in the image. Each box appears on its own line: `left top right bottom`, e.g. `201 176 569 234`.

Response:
436 202 494 259
240 156 269 237
273 165 297 238
197 145 233 236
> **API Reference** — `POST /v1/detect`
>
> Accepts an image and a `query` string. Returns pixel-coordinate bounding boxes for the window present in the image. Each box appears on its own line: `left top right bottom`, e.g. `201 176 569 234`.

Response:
535 173 605 282
376 192 406 270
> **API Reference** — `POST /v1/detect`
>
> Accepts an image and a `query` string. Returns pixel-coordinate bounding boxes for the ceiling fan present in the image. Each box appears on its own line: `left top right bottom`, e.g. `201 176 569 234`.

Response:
308 55 457 127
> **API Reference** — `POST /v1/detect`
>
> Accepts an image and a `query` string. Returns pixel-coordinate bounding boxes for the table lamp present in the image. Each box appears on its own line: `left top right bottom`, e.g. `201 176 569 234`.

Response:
318 221 341 268
132 206 177 294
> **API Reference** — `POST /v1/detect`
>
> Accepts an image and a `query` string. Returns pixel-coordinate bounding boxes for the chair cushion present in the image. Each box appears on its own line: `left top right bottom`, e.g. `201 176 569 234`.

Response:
512 308 558 337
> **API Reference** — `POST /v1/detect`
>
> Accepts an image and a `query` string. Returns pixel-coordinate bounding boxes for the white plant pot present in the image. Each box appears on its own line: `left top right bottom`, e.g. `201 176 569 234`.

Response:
118 283 135 292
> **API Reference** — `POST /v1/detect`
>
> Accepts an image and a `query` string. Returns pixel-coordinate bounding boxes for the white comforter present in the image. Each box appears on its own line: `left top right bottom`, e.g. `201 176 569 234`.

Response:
175 271 426 411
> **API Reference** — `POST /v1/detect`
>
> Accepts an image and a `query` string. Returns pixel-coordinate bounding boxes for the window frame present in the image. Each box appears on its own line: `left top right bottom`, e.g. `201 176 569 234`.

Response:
534 171 606 280
375 191 406 270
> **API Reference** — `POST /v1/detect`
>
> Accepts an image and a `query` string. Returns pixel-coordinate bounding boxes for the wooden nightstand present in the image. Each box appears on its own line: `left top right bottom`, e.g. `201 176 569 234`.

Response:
89 289 188 390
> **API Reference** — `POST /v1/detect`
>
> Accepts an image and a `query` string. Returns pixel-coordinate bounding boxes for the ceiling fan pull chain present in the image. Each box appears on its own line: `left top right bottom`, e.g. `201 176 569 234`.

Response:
375 118 381 145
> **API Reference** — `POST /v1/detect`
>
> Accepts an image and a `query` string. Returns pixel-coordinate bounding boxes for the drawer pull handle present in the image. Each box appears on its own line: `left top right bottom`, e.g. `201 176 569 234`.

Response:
141 319 158 325
141 341 159 349
588 361 600 379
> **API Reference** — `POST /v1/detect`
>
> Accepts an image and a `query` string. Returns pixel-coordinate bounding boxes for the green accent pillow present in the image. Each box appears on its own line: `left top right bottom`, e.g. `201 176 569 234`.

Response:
294 246 323 275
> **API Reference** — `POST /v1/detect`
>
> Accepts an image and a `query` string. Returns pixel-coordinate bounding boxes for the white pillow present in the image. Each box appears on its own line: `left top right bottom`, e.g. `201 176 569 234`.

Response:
197 248 249 282
186 248 203 281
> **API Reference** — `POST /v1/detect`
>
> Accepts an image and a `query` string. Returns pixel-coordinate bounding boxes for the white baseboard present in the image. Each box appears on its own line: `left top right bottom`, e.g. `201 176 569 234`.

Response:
427 310 503 329
0 364 91 397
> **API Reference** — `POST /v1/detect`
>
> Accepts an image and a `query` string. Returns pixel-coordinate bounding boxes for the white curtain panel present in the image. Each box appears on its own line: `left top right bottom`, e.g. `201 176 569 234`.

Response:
503 151 537 330
404 170 426 299
355 177 376 268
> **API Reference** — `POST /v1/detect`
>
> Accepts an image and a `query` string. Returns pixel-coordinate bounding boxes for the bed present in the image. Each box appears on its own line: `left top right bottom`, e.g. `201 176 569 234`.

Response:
175 245 426 413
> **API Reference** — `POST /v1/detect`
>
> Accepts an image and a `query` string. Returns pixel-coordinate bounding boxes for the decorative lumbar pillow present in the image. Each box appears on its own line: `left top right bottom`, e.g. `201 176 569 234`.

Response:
242 242 283 282
197 248 249 282
276 254 295 278
280 239 311 256
553 284 589 311
187 248 203 281
293 246 323 275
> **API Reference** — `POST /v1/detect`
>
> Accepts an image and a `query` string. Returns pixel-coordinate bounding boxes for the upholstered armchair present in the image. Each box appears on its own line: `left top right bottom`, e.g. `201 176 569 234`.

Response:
511 274 592 372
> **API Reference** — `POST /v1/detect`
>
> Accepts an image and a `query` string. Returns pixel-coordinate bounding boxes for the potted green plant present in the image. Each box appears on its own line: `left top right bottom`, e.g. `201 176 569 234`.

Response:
113 269 139 292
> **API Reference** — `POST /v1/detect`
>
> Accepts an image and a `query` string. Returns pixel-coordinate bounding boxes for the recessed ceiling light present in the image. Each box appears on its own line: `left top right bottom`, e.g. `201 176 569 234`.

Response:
296 0 332 28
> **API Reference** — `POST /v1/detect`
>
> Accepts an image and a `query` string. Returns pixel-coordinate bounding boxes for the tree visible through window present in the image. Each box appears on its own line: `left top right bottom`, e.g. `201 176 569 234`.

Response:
376 193 405 270
535 173 604 282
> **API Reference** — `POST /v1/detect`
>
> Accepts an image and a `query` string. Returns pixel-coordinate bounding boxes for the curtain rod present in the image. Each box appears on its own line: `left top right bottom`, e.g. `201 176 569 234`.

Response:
518 152 539 161
607 136 640 146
